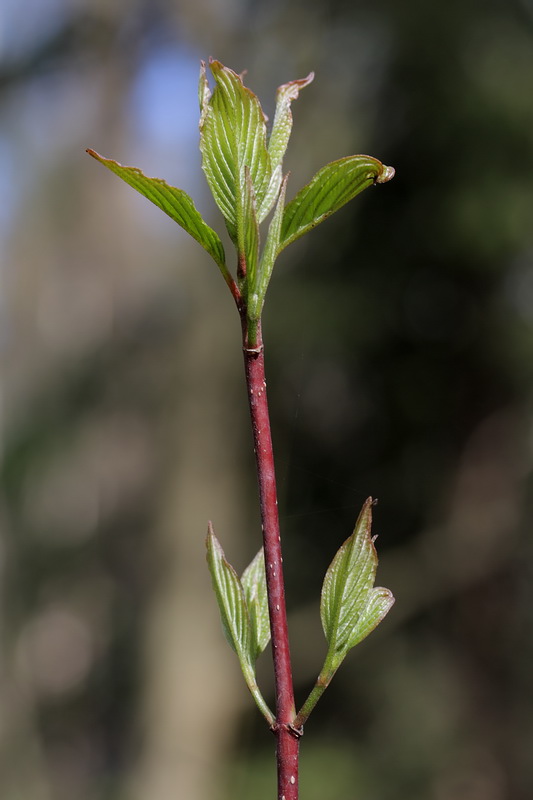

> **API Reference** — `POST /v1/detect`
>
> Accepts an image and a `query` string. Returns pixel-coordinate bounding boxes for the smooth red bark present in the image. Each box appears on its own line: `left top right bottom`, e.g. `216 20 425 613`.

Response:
242 317 300 800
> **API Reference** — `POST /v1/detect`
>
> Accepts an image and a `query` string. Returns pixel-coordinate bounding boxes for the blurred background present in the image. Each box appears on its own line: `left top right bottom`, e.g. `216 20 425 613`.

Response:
1 1 533 799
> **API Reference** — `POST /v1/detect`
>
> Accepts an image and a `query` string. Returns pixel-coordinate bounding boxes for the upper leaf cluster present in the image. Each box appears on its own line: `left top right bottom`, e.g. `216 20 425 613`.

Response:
87 59 394 328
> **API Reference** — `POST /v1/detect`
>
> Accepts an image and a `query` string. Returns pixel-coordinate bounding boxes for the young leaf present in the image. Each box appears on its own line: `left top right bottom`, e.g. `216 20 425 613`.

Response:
206 524 275 726
241 548 271 660
294 498 394 728
346 584 395 651
279 155 395 253
206 523 252 662
86 149 226 271
268 73 314 175
321 498 394 667
248 174 288 321
255 72 314 222
199 60 271 242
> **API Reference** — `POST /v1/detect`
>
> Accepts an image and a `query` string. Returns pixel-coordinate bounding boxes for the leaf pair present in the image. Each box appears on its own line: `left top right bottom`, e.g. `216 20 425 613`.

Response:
207 501 395 729
206 523 274 725
87 59 394 323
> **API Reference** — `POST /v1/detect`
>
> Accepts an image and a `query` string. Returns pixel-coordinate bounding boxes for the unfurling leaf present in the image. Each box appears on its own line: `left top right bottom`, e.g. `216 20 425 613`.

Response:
206 523 251 661
256 72 314 221
206 525 274 726
241 547 271 660
321 498 394 668
279 156 395 253
199 60 271 243
86 149 226 270
268 73 314 174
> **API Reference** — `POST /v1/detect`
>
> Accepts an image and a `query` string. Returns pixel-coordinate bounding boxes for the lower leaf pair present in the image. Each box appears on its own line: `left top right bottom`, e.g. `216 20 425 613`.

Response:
207 498 394 728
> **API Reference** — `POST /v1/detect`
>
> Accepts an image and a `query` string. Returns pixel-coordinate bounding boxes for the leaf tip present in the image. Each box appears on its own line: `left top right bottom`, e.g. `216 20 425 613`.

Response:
277 71 315 98
375 163 395 184
375 586 396 620
208 58 225 77
355 497 377 557
293 71 315 91
360 495 375 519
206 520 216 547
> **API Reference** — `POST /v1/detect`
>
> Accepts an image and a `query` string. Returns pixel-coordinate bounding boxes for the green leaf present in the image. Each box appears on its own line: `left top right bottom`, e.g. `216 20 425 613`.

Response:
347 585 395 651
255 72 314 222
199 60 271 243
206 523 252 662
268 73 314 175
248 174 288 321
241 548 271 660
321 497 394 668
86 149 226 270
294 498 395 728
279 155 395 252
206 524 275 726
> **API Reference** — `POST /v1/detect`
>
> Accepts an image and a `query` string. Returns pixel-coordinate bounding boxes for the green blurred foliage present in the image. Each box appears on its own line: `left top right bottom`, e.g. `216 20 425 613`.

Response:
1 1 532 799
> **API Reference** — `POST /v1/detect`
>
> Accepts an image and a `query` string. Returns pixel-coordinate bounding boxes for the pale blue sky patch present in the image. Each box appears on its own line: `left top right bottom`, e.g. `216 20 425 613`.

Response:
0 0 70 63
127 45 204 199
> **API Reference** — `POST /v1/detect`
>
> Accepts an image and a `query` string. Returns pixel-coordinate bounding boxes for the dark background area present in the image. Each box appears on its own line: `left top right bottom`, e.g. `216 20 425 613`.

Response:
1 1 532 799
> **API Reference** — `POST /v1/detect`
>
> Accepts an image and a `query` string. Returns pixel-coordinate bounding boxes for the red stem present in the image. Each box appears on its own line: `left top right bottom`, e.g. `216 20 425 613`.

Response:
242 316 300 800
